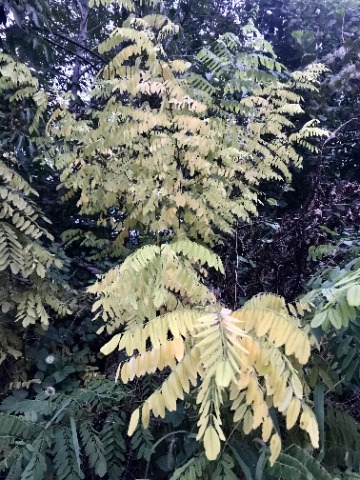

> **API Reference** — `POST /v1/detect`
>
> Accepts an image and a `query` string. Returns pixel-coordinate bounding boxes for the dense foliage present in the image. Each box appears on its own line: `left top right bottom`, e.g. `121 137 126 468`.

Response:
0 0 360 478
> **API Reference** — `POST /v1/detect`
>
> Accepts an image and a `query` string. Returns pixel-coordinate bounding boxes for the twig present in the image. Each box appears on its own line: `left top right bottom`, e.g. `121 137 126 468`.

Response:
35 27 107 64
322 117 359 149
234 221 239 310
36 32 98 69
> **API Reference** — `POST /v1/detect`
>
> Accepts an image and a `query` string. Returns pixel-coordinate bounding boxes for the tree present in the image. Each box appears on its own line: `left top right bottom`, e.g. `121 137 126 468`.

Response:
47 1 328 466
217 0 360 304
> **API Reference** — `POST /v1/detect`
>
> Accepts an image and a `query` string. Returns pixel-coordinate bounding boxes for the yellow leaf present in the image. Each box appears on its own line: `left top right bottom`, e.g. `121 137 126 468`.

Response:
169 372 184 400
174 192 186 207
196 415 208 441
347 284 360 307
246 377 258 405
296 302 305 316
262 416 273 442
252 402 267 429
142 401 150 429
273 378 287 408
284 330 300 356
243 337 259 364
121 363 129 383
100 333 121 356
273 321 293 348
214 421 226 442
234 309 256 332
269 433 281 465
300 407 319 448
286 397 301 429
128 409 140 436
127 357 136 382
243 409 253 435
157 391 166 418
215 360 233 388
196 313 219 328
162 380 177 411
227 349 242 372
267 316 281 343
238 368 252 390
278 386 293 413
296 333 311 364
291 374 303 398
177 363 191 393
173 337 185 362
204 426 220 461
233 403 247 422
255 311 273 337
288 303 297 317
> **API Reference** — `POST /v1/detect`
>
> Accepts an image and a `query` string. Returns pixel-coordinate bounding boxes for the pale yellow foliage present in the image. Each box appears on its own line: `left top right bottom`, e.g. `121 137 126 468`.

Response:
49 16 328 251
47 12 326 464
97 291 318 462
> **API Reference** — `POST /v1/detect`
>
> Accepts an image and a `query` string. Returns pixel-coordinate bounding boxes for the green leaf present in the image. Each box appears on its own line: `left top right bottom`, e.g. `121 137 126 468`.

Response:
314 384 325 460
229 445 255 480
347 284 360 307
255 450 268 480
328 308 342 329
311 311 327 328
70 417 82 474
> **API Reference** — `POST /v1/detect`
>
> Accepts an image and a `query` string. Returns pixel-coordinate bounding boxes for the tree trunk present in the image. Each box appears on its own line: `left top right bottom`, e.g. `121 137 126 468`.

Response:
70 0 90 110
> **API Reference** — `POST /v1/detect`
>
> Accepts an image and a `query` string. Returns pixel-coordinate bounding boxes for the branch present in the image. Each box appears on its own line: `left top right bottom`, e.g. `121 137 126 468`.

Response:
36 32 98 70
322 117 359 148
316 116 360 176
304 116 360 212
71 259 103 275
32 26 107 64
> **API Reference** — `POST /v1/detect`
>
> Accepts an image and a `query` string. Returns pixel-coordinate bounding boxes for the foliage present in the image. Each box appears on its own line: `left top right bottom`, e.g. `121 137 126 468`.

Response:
324 409 360 472
266 444 360 480
217 0 360 306
0 53 70 381
305 259 360 331
0 379 130 479
99 283 318 463
264 409 360 480
45 9 330 464
48 16 328 249
0 0 121 93
170 455 208 480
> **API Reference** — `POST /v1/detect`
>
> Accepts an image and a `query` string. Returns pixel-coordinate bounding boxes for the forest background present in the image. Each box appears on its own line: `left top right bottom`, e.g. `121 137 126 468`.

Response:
0 0 360 478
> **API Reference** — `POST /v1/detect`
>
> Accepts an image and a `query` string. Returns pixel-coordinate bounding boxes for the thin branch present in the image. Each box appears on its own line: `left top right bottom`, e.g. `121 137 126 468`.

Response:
303 116 359 213
322 117 359 148
80 62 99 77
33 26 107 64
70 0 90 102
36 32 98 69
47 29 105 64
71 259 103 275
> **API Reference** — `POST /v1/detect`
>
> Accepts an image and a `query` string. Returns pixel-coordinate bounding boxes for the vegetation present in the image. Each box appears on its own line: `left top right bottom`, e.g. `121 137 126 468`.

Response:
0 0 360 478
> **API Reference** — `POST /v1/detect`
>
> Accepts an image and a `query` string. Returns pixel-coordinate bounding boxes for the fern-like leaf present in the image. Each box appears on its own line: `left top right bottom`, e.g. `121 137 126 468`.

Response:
80 422 107 477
